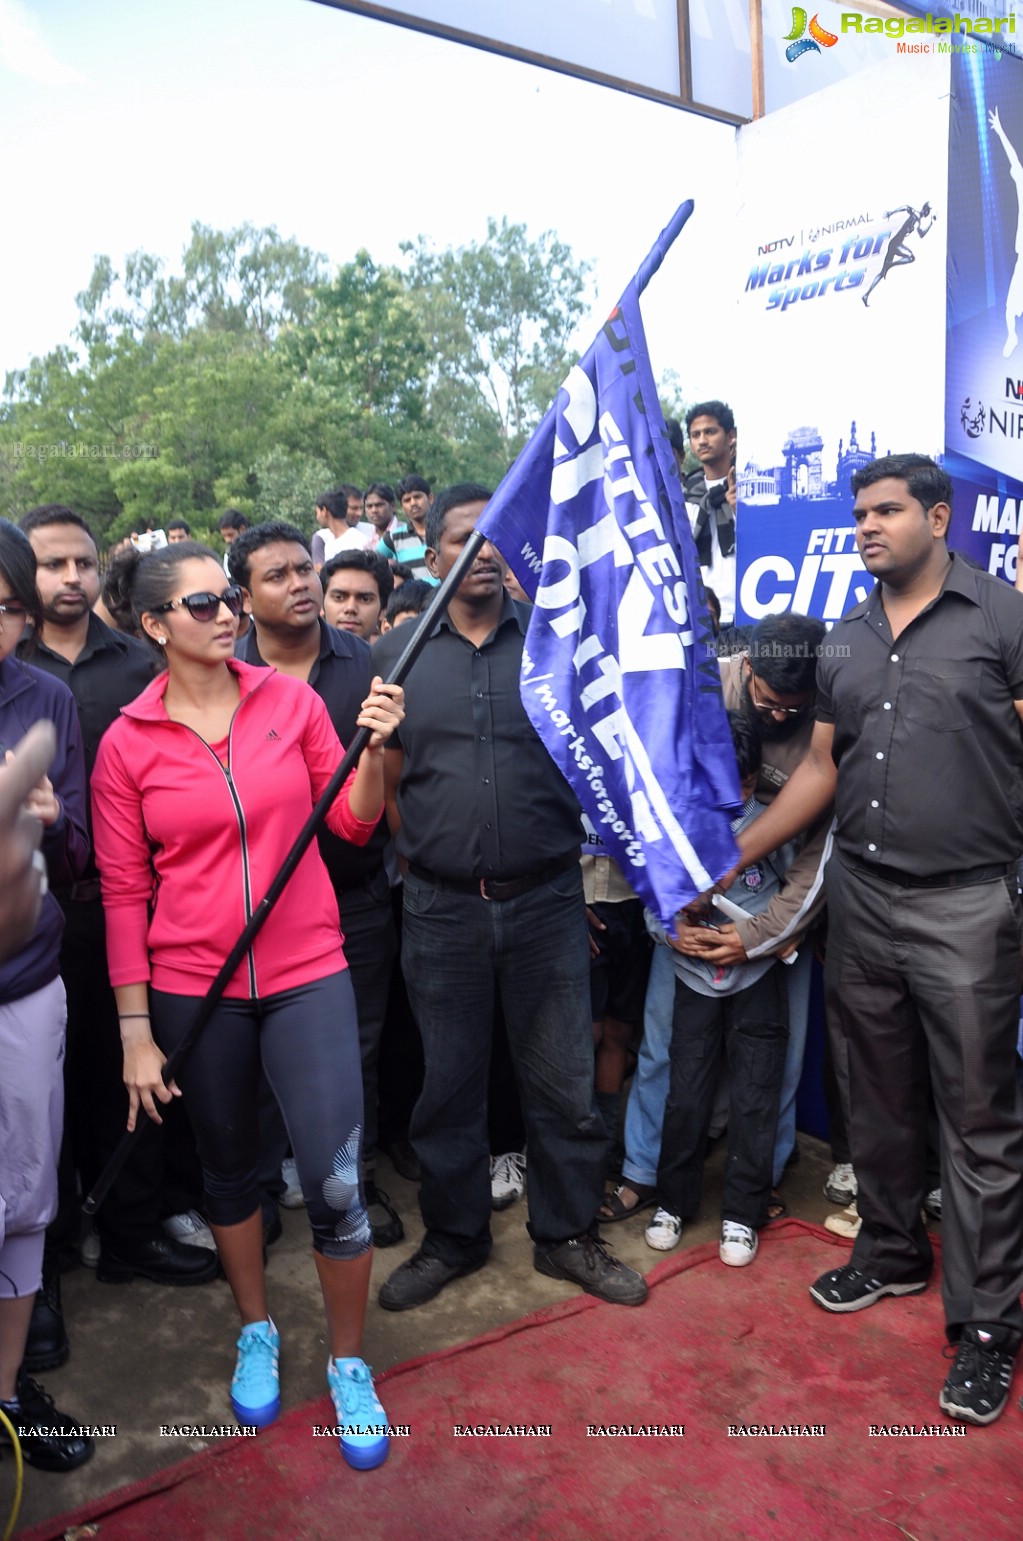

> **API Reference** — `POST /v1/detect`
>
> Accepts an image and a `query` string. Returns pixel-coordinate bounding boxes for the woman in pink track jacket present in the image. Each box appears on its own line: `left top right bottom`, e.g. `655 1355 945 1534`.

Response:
91 541 402 1471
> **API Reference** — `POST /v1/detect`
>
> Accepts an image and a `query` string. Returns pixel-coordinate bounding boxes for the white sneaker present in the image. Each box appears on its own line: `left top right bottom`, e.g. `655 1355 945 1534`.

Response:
644 1208 683 1252
490 1151 526 1211
823 1163 857 1205
163 1209 216 1251
719 1220 758 1267
824 1203 861 1240
280 1157 306 1209
923 1187 942 1220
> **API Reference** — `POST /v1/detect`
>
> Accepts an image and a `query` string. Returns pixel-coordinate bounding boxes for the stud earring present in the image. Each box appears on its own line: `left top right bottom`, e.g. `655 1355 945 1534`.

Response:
157 636 167 647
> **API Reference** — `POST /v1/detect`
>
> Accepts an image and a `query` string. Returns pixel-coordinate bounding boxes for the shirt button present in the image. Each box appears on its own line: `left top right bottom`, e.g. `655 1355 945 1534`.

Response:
871 800 879 808
476 691 483 698
875 751 884 760
890 654 899 662
480 735 487 742
883 702 891 710
482 777 490 785
485 822 492 830
868 843 877 852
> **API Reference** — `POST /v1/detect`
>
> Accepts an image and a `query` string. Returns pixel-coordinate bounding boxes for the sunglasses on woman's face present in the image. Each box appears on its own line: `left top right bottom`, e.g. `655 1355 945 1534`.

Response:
151 585 245 623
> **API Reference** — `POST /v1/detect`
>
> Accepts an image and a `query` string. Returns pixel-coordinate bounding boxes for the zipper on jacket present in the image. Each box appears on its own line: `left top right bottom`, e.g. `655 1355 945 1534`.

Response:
179 680 267 999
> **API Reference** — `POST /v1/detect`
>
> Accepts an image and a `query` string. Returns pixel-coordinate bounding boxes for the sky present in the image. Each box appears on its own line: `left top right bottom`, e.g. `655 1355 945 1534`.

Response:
0 0 739 401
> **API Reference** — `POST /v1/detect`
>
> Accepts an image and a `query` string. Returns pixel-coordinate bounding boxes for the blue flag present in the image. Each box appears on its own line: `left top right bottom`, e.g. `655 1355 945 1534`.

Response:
476 202 740 926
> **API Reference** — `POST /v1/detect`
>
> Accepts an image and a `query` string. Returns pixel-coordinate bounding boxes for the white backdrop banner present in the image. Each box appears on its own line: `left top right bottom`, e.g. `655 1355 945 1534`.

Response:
733 52 952 623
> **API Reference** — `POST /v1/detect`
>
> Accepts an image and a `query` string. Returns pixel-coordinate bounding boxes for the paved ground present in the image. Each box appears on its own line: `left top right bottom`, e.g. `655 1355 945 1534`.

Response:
11 1135 847 1534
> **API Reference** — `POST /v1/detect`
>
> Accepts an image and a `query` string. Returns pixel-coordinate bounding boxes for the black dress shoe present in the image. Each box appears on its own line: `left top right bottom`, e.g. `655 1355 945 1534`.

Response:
0 1374 94 1472
23 1273 70 1372
365 1180 404 1248
378 1250 485 1311
96 1234 219 1285
384 1139 421 1183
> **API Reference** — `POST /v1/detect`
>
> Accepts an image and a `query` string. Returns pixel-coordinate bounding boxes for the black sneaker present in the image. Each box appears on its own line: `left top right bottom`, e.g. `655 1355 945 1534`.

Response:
809 1264 928 1314
939 1325 1017 1425
0 1374 94 1472
534 1234 648 1307
365 1180 404 1248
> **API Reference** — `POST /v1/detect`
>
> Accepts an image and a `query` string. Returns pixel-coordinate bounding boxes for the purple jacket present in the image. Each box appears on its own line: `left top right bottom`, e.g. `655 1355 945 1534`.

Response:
0 656 89 1006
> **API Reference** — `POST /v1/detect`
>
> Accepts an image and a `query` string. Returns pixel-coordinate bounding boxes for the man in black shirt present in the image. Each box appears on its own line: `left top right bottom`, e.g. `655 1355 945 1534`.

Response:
731 455 1023 1426
230 522 402 1247
373 484 647 1311
19 506 217 1366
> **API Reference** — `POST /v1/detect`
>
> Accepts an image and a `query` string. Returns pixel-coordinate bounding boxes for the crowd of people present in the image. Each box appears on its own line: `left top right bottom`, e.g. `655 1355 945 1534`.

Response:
2 417 1023 1493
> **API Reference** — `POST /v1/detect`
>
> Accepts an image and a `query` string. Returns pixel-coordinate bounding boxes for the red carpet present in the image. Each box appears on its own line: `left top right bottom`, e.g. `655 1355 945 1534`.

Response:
20 1221 1022 1541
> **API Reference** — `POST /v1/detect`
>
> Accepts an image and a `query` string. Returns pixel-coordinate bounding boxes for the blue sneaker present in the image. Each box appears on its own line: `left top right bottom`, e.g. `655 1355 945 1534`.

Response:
327 1357 389 1470
230 1319 280 1427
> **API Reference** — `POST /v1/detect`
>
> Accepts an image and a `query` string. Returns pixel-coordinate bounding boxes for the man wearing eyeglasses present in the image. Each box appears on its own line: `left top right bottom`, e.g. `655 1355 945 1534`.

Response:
728 453 1023 1427
604 612 832 1225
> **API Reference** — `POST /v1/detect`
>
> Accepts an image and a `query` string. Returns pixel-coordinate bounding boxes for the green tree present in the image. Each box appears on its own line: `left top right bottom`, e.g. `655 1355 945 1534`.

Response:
251 446 335 528
402 217 593 461
0 218 594 541
75 222 327 349
283 251 462 487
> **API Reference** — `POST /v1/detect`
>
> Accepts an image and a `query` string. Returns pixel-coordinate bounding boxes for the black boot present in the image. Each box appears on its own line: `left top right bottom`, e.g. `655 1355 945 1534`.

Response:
23 1271 70 1373
0 1373 94 1472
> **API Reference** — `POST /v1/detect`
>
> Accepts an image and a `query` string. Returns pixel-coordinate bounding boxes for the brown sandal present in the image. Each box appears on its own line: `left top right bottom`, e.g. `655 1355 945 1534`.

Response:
766 1190 787 1222
596 1182 657 1224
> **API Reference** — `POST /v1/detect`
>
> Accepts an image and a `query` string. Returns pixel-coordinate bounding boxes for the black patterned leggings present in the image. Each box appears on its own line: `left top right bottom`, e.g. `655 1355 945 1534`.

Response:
152 972 369 1260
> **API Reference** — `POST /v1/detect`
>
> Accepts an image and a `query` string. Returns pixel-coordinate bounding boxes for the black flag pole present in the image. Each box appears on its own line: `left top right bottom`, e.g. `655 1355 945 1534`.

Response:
84 529 487 1218
85 199 699 1218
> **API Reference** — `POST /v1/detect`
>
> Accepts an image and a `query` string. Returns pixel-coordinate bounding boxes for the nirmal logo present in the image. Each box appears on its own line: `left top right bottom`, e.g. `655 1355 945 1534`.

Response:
960 380 1023 444
784 7 839 62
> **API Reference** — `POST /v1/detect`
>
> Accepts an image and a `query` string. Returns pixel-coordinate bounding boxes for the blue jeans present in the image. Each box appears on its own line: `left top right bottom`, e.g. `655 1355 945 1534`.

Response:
622 942 675 1190
771 945 813 1186
401 865 606 1266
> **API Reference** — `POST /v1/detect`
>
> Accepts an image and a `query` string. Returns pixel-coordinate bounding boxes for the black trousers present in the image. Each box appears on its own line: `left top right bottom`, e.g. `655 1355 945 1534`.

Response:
825 856 1023 1342
657 964 788 1229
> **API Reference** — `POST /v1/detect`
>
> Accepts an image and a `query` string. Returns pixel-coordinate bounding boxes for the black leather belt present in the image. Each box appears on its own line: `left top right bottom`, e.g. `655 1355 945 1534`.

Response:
408 851 578 901
854 859 1012 890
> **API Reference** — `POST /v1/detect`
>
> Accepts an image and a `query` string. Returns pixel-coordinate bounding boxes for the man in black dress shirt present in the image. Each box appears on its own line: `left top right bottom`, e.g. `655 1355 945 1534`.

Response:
731 454 1023 1425
372 484 647 1311
19 506 216 1367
